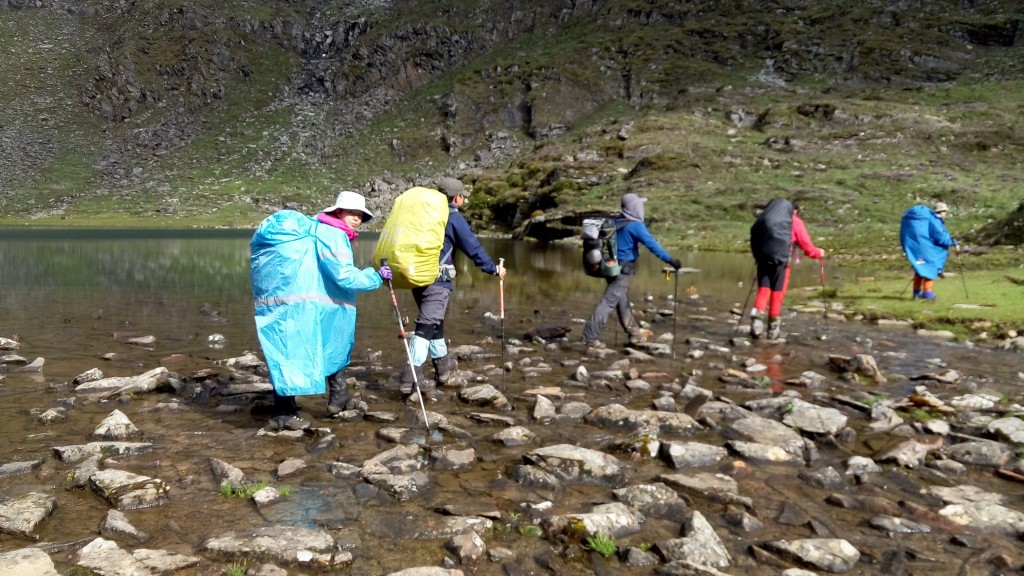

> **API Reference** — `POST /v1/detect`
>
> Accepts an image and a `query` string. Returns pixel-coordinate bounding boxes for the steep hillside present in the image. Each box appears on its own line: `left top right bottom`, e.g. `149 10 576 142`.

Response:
0 0 1021 253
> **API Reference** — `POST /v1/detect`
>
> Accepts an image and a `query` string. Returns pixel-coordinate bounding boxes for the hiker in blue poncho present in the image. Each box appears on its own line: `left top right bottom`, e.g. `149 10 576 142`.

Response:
899 201 958 300
582 192 682 347
251 191 391 430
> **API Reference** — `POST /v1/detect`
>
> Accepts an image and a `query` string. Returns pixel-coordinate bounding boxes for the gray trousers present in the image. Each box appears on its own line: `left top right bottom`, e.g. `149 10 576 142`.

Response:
582 261 639 342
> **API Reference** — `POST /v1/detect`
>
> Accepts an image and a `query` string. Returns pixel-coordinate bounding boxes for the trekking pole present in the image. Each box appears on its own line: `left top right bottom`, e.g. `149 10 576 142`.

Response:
898 276 913 299
733 265 756 338
954 246 969 301
663 266 679 359
380 259 431 434
498 258 506 390
819 257 830 339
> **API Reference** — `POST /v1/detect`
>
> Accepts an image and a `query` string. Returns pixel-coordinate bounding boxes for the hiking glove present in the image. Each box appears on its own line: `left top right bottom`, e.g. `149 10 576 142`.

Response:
669 258 682 270
377 265 393 281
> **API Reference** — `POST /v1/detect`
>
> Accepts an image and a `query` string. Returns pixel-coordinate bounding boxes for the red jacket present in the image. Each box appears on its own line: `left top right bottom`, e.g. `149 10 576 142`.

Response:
792 214 824 259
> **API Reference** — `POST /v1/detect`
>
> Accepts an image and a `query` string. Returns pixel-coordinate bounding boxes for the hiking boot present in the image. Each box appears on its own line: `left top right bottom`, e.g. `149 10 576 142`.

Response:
912 289 922 299
431 355 457 386
269 414 310 431
767 318 782 340
326 373 352 416
627 328 654 346
399 364 431 394
750 312 764 339
920 290 936 301
583 338 606 349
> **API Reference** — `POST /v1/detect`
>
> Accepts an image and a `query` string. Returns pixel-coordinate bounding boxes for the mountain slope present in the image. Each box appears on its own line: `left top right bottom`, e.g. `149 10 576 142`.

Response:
0 0 1021 252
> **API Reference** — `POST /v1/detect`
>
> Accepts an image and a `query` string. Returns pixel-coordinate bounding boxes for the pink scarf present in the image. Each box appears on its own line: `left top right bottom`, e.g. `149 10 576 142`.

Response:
316 212 358 241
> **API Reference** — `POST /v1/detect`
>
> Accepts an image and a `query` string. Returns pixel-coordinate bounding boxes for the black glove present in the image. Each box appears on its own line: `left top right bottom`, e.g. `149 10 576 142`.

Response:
669 258 682 270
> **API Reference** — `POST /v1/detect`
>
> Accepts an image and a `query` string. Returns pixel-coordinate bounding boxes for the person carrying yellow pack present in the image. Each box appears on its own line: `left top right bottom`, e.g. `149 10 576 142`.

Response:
375 177 506 395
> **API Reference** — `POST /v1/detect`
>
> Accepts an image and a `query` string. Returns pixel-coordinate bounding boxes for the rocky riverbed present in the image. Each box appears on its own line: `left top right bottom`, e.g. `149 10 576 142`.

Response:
1 296 1024 576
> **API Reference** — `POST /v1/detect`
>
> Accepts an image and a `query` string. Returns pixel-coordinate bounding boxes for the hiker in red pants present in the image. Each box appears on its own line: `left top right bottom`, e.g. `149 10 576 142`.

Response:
748 199 825 340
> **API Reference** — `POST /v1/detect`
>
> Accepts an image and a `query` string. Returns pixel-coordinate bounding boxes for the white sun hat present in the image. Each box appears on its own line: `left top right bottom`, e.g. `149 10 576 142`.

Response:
323 191 373 221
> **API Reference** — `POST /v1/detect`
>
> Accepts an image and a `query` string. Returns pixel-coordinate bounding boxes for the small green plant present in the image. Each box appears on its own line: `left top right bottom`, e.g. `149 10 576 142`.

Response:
278 485 291 497
219 481 271 499
585 531 617 558
519 524 542 537
226 561 247 576
637 542 653 552
864 394 886 407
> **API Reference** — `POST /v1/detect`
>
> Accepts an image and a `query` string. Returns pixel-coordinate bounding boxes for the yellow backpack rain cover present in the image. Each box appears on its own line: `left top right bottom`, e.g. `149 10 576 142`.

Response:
373 186 450 289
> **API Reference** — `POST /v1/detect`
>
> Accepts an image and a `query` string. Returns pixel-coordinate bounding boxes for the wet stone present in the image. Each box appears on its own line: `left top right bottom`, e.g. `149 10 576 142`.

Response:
723 415 805 457
491 426 535 447
0 547 60 575
799 466 846 489
585 403 701 435
0 459 43 479
987 417 1024 445
89 469 170 510
944 440 1013 468
762 538 861 573
660 440 728 469
99 509 151 545
444 532 487 564
93 409 141 440
782 399 848 435
527 444 628 487
612 482 688 519
558 401 591 420
869 514 931 534
200 525 348 569
655 511 732 568
428 447 476 471
509 464 561 490
532 395 557 423
541 501 644 540
0 492 57 540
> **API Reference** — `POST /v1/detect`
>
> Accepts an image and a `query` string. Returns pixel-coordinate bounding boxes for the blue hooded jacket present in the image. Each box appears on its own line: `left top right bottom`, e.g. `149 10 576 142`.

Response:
251 211 382 396
899 205 955 280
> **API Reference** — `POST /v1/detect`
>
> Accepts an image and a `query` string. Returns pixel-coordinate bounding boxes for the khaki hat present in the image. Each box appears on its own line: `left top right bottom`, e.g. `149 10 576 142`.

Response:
933 201 949 214
438 177 468 199
323 190 373 221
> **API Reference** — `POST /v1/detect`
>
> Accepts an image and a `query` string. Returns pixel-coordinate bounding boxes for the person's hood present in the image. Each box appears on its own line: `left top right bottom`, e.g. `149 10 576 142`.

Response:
621 193 647 222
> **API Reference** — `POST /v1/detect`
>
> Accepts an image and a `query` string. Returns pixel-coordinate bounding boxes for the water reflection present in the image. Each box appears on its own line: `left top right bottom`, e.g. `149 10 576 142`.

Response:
0 227 843 380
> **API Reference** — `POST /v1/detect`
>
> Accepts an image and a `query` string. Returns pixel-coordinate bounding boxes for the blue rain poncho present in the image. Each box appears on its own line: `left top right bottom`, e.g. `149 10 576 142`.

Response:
251 211 382 397
899 205 956 280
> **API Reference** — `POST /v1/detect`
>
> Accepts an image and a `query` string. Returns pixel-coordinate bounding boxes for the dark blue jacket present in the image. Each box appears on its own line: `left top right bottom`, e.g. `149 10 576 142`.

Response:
436 204 497 289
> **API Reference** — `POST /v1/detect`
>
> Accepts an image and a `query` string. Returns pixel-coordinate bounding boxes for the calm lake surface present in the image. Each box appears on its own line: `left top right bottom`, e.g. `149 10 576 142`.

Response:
2 227 1022 575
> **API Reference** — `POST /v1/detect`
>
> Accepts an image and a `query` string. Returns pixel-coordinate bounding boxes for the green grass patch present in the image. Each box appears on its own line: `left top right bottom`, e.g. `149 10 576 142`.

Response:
794 267 1024 336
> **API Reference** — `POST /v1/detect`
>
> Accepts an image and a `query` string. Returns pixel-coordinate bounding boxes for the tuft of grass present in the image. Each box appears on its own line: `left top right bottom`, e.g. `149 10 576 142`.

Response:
219 481 271 499
585 531 617 558
225 561 248 576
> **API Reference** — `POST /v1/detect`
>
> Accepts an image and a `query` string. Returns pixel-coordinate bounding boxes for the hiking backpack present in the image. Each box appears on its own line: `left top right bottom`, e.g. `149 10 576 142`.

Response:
372 186 451 289
750 198 794 265
581 217 624 278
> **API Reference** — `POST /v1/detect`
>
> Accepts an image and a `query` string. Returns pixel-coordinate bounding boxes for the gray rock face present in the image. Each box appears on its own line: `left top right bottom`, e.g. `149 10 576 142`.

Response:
99 509 151 545
0 460 43 479
781 399 848 435
723 415 806 457
74 366 171 396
